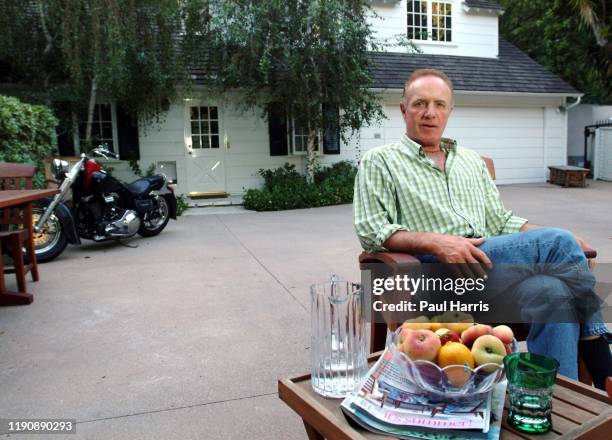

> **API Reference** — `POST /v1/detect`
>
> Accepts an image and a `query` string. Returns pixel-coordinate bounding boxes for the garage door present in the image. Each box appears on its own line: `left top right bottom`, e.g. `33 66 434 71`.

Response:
381 104 547 184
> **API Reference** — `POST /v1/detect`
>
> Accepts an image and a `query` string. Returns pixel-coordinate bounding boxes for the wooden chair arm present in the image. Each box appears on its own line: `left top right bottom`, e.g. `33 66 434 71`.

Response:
358 251 421 271
583 245 597 259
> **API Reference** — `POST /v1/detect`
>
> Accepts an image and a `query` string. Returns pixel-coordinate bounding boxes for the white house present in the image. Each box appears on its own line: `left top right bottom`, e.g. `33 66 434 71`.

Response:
62 0 581 201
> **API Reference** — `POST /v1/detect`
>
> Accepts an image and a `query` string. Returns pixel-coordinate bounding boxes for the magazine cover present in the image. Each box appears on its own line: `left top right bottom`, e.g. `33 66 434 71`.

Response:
340 350 508 439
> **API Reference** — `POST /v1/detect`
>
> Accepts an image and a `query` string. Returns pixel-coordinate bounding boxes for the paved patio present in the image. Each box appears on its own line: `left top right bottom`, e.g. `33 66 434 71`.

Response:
1 181 611 439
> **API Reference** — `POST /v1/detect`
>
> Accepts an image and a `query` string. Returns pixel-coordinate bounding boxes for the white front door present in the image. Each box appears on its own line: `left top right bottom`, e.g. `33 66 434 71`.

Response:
184 105 226 196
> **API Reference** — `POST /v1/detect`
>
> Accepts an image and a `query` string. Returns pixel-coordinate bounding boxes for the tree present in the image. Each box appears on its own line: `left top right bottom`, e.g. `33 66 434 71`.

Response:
0 0 191 148
186 0 390 181
499 0 611 103
569 0 611 61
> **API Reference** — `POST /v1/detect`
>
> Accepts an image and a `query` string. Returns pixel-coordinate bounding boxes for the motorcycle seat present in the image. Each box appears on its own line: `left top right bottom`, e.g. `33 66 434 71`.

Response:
127 175 165 195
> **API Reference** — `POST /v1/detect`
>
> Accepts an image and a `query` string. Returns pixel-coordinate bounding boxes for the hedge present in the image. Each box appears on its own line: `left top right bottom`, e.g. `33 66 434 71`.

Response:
243 161 357 211
0 95 58 188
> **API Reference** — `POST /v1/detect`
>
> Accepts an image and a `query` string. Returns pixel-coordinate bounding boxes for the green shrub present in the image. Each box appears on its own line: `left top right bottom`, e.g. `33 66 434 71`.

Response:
176 194 189 216
0 95 58 188
243 161 357 211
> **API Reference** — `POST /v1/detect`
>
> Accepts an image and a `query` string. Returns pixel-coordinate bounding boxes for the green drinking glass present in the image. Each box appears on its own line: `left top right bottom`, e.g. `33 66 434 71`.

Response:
504 352 560 434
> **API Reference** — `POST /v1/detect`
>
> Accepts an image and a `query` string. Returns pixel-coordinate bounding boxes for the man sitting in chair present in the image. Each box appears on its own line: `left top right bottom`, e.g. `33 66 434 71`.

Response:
353 68 611 389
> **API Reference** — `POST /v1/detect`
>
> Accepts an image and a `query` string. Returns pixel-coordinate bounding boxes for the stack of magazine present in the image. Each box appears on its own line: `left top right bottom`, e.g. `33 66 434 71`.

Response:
340 350 507 440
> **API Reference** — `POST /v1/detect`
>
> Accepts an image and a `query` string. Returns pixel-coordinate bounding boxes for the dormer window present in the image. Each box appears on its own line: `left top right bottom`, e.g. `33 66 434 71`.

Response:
407 0 452 42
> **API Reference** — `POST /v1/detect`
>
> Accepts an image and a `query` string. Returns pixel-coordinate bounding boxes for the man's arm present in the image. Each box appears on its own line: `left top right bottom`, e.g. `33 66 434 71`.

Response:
384 231 492 278
520 223 541 232
353 152 409 252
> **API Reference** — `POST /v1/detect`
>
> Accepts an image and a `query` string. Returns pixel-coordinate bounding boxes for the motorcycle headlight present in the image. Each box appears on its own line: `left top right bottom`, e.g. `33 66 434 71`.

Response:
52 159 70 180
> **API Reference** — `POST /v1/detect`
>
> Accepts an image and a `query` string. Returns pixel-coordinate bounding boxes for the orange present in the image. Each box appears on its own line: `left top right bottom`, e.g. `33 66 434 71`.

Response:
437 342 474 368
437 342 475 388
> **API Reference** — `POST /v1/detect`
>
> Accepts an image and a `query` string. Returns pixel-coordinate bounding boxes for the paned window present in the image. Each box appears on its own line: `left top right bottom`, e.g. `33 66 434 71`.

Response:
190 106 220 149
292 116 310 154
407 0 452 42
79 104 115 150
431 1 452 42
290 116 320 155
407 1 428 41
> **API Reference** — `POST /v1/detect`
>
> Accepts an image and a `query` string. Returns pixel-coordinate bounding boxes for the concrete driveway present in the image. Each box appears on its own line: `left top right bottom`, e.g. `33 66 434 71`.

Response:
1 181 611 439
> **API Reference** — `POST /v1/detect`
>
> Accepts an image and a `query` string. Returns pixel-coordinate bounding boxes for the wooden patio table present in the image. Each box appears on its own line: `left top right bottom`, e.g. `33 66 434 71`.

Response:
279 352 612 440
0 189 59 305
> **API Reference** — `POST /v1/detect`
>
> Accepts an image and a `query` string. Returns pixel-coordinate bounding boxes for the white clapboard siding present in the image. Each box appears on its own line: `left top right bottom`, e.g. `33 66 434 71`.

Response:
355 95 567 185
368 0 498 58
135 92 568 196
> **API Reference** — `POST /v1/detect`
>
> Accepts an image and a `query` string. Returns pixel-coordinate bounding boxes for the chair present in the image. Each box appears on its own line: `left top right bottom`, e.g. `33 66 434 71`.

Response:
358 157 598 385
0 162 39 293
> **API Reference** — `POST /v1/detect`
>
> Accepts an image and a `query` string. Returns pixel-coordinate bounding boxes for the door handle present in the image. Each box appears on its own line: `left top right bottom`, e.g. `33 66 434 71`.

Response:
188 151 192 155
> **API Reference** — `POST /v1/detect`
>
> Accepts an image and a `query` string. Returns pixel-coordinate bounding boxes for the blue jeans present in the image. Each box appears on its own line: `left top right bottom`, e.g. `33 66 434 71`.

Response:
421 228 609 379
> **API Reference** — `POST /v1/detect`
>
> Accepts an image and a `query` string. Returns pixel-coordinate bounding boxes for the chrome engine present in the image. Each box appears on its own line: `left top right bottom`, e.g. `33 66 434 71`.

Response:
88 194 141 241
101 209 141 239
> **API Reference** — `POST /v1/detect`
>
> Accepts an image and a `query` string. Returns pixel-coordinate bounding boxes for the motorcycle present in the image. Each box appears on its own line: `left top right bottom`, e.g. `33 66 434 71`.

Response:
31 145 177 262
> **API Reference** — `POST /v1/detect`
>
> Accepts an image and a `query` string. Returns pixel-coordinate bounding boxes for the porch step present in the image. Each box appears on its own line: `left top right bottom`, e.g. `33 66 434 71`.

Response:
187 195 243 207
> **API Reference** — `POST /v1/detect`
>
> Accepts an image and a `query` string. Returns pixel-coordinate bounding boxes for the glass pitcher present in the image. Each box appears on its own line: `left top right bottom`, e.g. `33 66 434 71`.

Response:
310 275 368 398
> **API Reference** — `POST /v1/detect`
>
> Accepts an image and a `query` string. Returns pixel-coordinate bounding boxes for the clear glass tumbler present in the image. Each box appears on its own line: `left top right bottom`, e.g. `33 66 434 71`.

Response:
310 275 368 398
504 352 560 434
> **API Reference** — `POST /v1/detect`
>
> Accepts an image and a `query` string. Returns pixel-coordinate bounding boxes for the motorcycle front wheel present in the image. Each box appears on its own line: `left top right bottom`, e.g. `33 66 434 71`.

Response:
137 196 170 237
29 205 69 263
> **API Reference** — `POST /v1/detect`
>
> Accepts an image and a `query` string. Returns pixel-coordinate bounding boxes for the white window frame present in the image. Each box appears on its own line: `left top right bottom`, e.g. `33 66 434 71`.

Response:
288 116 322 156
407 0 453 43
188 105 221 150
74 103 119 156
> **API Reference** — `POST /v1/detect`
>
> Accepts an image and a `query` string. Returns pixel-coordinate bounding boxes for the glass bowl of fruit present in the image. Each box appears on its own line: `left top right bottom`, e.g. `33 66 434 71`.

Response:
387 318 518 397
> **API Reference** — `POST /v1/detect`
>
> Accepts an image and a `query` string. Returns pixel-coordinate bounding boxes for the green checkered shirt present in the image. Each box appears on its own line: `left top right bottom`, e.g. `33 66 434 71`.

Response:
353 135 528 252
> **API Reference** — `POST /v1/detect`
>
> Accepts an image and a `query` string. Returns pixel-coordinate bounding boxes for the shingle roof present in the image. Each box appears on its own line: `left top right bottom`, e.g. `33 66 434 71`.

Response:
369 38 580 95
464 0 504 11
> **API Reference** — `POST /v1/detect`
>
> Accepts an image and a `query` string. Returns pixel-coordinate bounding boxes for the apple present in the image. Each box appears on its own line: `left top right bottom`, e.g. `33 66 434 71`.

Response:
435 328 461 345
492 325 514 345
471 335 506 372
402 316 431 331
461 324 493 347
402 329 441 362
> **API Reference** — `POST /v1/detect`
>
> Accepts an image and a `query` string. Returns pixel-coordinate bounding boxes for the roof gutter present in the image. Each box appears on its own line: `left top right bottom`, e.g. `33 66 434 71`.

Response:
371 88 583 99
564 96 582 111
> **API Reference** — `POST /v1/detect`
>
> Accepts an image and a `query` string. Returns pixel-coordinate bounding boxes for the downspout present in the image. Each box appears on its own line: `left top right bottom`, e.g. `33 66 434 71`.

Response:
565 96 582 111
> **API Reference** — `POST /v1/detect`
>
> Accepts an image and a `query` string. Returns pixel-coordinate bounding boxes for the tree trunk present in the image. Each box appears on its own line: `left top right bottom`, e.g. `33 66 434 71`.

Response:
36 0 54 106
306 126 318 184
84 75 98 148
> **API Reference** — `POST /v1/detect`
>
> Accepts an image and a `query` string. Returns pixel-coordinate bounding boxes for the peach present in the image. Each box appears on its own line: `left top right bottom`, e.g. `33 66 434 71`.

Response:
461 324 493 347
492 325 514 345
471 334 506 372
398 326 413 345
402 329 441 362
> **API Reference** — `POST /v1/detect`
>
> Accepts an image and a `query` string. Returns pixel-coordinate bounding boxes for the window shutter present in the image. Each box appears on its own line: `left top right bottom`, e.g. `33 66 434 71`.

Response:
268 104 288 156
54 101 75 156
116 105 140 160
323 104 340 155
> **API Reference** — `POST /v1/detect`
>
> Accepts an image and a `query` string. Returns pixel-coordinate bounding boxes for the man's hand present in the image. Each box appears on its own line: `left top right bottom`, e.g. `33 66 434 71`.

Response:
430 235 492 279
575 235 596 270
